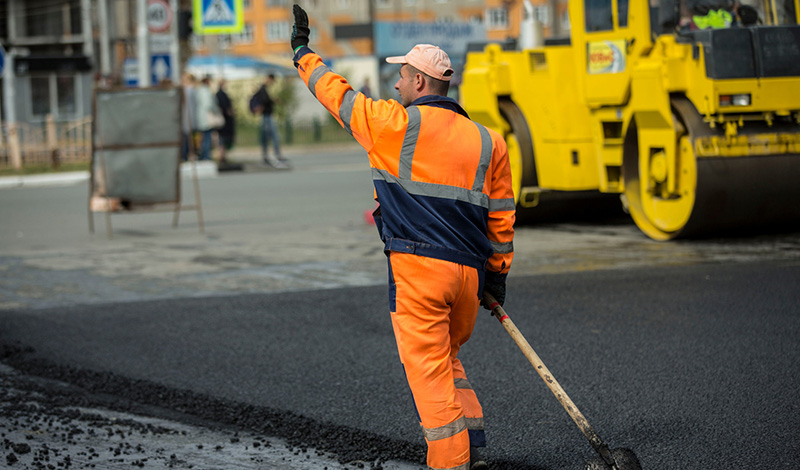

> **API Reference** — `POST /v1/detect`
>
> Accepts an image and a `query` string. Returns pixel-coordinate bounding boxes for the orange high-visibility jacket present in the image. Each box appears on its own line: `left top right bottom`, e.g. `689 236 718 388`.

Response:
294 47 515 276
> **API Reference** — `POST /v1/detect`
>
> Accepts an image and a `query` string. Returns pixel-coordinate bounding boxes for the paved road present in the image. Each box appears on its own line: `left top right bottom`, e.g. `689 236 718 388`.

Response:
2 145 799 469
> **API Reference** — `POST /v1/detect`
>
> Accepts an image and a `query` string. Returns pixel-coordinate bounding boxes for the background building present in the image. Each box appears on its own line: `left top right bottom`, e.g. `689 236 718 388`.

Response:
190 0 571 65
0 0 571 169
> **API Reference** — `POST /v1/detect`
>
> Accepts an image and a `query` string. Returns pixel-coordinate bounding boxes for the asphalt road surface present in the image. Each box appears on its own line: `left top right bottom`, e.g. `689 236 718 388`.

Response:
1 145 799 469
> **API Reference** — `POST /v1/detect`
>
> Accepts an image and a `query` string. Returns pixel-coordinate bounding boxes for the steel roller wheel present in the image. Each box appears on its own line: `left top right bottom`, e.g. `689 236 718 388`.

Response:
621 109 696 240
623 97 800 240
497 99 536 205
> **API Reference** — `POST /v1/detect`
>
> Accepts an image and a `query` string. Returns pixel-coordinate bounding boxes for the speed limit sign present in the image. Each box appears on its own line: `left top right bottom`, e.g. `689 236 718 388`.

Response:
147 0 173 33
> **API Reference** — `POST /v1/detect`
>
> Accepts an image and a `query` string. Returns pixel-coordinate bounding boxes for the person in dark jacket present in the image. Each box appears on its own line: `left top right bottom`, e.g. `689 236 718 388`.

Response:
252 74 288 168
216 79 235 163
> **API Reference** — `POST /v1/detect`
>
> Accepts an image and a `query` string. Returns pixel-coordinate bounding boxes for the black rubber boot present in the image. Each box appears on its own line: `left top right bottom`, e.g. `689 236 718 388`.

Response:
470 446 488 470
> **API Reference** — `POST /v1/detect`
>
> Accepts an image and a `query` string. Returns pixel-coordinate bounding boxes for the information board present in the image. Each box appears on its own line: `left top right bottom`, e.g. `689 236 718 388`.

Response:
91 87 182 206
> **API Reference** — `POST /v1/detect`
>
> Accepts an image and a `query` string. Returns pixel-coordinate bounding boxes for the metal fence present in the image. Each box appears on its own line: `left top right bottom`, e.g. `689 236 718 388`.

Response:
0 116 92 169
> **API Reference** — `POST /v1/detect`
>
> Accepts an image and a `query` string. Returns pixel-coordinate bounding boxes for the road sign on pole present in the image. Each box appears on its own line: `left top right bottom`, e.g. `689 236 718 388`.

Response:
147 0 173 33
193 0 243 35
151 54 172 85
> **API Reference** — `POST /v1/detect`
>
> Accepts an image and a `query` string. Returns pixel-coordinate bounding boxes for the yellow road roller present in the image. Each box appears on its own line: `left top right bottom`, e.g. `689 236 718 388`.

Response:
461 0 800 240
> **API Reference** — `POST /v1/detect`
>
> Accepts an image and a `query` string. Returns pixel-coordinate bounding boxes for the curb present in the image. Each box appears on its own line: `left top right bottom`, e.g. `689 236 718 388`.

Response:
0 161 219 190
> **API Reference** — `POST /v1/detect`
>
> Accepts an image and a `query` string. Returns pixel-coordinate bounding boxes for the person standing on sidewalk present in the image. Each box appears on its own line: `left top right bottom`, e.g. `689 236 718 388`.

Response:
181 73 198 161
195 76 220 161
290 5 515 470
251 74 289 168
216 79 236 164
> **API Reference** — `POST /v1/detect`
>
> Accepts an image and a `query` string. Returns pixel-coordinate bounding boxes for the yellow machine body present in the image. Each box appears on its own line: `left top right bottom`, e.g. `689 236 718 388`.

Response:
461 0 800 239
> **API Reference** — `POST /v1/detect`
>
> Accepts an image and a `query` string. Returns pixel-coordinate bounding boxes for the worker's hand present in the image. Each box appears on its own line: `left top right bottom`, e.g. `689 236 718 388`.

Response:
482 271 507 309
291 4 310 53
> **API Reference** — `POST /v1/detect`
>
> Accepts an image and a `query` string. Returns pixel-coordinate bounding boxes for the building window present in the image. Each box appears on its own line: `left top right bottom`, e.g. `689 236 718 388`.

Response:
29 74 78 119
31 77 51 117
337 0 350 8
26 0 82 37
376 0 390 6
266 21 290 42
233 23 254 43
405 0 417 5
529 5 550 25
56 76 76 116
190 34 204 51
243 0 250 8
486 8 508 30
266 0 289 6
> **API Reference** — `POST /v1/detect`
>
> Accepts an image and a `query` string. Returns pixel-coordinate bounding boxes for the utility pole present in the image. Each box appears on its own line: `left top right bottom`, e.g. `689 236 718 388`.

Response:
4 0 21 169
137 0 151 87
81 0 94 59
170 0 181 82
97 0 112 77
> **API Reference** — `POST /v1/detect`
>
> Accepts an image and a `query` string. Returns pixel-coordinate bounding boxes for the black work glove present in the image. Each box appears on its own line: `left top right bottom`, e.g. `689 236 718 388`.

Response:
291 4 310 53
482 271 507 309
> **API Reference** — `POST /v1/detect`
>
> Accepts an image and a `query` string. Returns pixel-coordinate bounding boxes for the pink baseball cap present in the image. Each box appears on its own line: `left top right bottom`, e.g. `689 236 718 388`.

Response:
386 44 454 81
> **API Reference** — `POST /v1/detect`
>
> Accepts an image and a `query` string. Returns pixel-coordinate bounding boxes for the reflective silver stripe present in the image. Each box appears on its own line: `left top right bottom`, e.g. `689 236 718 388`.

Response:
373 168 489 208
472 124 493 192
465 417 485 430
339 89 356 135
399 106 421 179
454 377 472 390
307 65 331 98
490 240 514 254
423 416 467 442
430 463 470 470
489 197 516 212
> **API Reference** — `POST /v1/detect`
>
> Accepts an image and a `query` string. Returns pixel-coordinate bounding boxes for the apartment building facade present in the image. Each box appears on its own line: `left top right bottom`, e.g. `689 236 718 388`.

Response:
1 0 95 125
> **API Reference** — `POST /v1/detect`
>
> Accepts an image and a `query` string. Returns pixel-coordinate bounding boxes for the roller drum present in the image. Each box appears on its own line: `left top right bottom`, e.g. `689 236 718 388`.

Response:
683 153 800 237
624 97 800 240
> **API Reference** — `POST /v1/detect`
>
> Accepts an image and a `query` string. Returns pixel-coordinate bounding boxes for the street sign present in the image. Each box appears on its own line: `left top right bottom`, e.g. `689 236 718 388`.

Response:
123 58 138 87
123 55 172 87
147 0 173 34
193 0 243 35
151 54 172 85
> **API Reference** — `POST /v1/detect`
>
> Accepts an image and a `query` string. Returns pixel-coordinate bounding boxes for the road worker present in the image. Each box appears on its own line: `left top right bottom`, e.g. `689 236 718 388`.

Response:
290 5 515 470
688 0 735 28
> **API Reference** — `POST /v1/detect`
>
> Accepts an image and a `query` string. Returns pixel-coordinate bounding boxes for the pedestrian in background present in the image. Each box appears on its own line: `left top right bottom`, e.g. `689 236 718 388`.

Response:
251 74 288 168
291 5 515 470
216 79 236 164
181 73 197 161
195 76 222 161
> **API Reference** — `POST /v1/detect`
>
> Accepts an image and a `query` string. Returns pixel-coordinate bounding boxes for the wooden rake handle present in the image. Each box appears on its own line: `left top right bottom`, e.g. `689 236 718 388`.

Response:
483 293 611 459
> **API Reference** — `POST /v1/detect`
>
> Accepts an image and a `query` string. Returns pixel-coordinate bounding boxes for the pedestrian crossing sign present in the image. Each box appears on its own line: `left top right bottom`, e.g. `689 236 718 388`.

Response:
193 0 243 35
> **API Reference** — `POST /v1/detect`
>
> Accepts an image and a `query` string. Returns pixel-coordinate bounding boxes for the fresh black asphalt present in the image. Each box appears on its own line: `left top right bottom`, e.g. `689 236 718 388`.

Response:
1 260 799 469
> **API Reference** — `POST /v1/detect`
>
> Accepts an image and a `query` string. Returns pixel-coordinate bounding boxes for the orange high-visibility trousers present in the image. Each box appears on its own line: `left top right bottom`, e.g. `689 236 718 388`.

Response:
388 252 485 470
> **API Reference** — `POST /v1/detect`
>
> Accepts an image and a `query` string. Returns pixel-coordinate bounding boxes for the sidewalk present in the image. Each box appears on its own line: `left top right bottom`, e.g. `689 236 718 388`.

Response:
0 161 219 190
0 142 361 190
